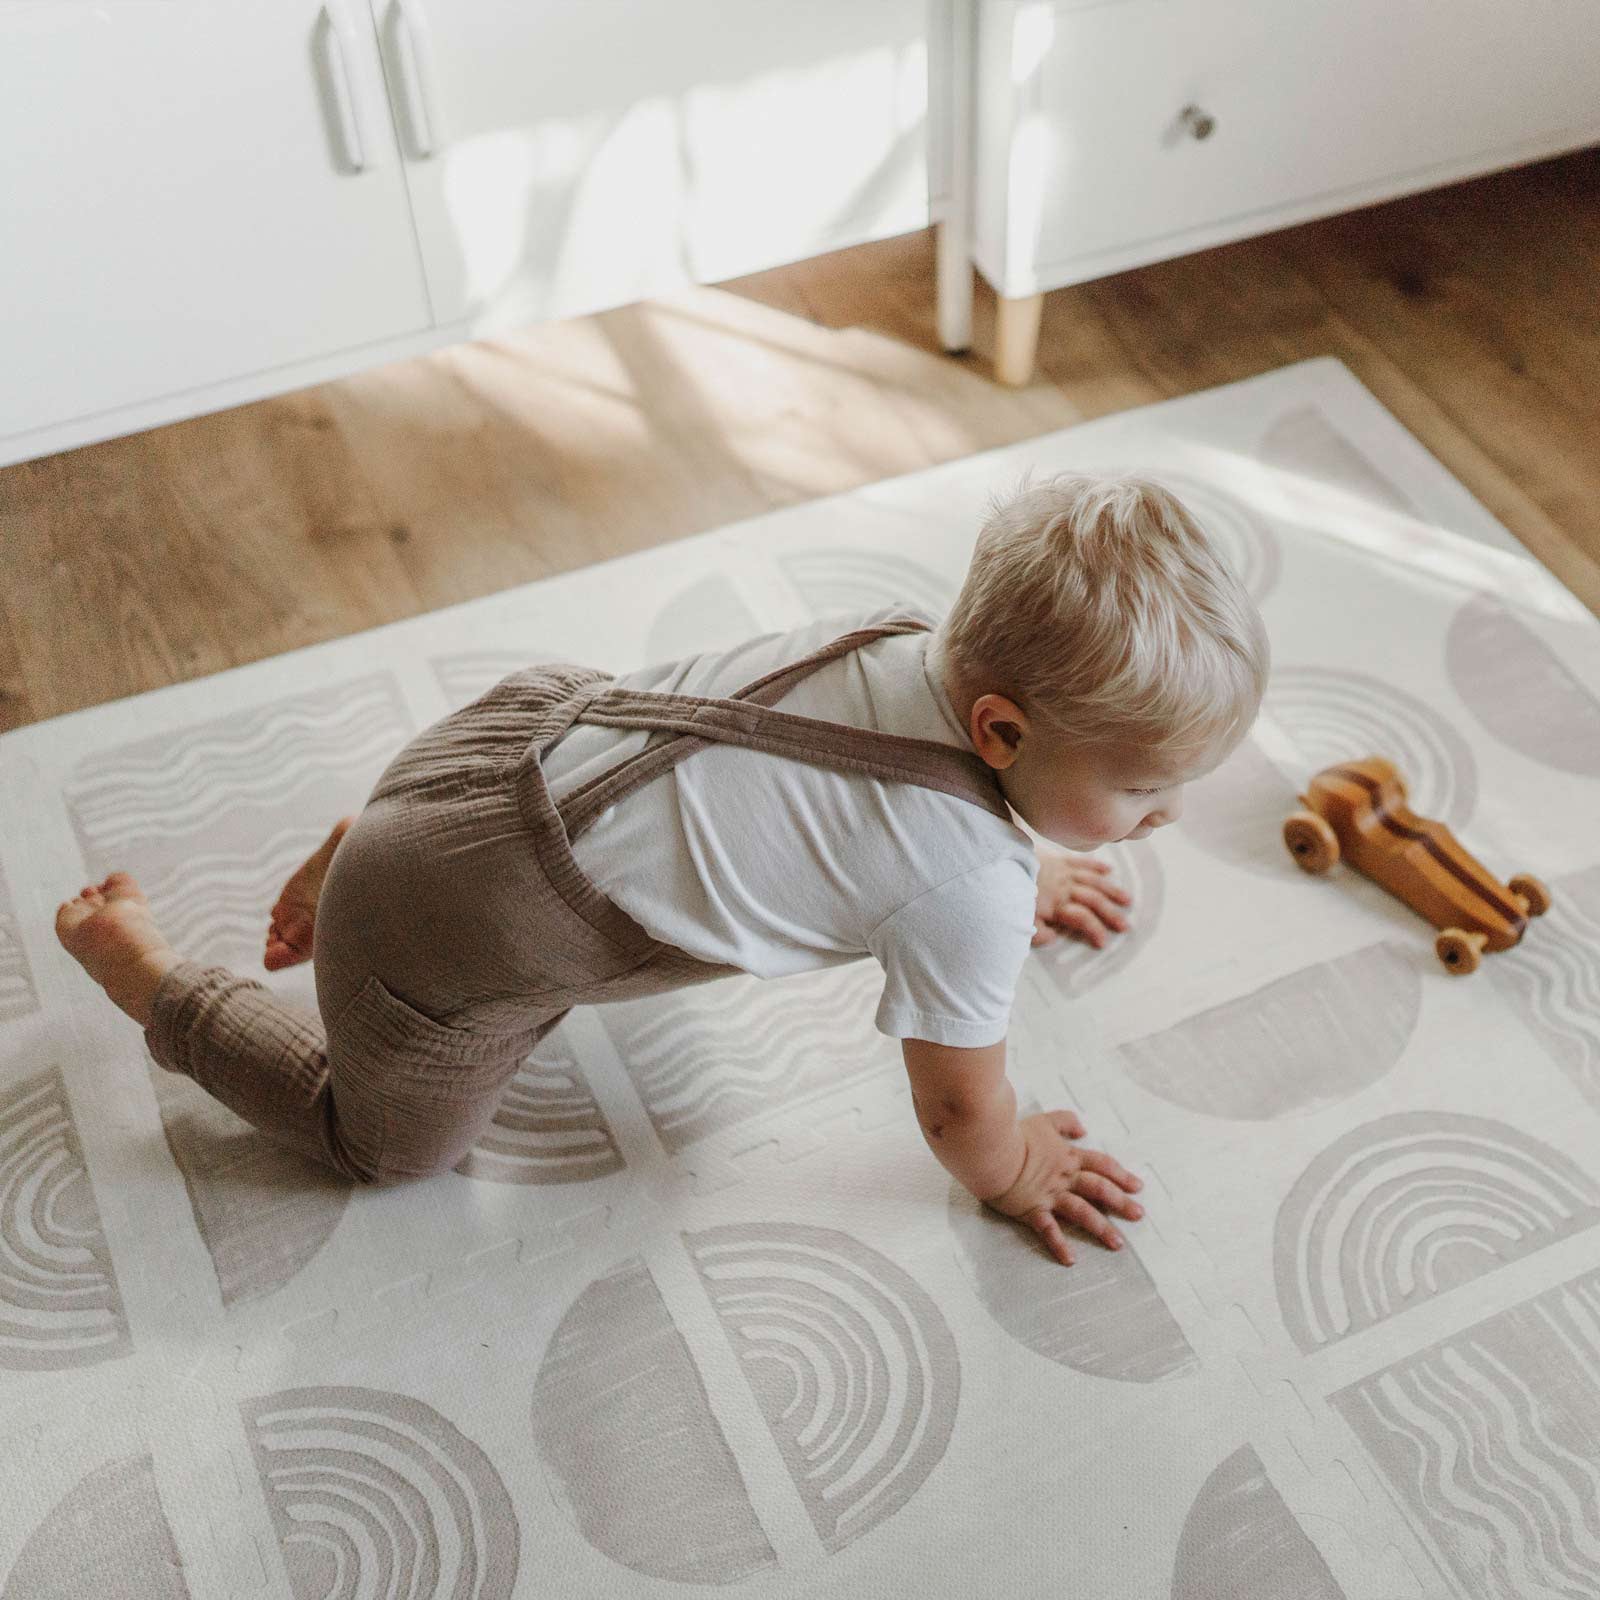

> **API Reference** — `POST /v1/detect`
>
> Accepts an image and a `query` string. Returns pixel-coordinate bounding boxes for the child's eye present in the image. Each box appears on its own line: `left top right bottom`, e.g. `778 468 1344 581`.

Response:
1127 786 1163 797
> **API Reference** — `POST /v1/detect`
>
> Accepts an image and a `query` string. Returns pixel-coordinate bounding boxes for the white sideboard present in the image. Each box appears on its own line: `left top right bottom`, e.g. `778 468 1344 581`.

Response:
0 0 944 468
7 1 1597 461
964 0 1600 384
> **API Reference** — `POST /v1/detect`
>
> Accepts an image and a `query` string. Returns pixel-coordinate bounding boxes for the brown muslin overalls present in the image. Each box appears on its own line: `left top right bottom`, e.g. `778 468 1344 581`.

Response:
145 618 1011 1184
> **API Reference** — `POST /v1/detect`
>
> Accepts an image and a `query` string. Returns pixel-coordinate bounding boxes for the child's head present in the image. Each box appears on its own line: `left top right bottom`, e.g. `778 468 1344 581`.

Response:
936 472 1270 850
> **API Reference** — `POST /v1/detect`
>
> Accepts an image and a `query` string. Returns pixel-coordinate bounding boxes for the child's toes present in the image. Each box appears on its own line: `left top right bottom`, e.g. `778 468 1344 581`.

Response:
100 872 145 903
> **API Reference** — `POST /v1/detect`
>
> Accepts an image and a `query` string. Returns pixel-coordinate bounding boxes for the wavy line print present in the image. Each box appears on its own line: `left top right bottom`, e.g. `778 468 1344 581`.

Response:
431 652 547 711
1446 595 1600 777
0 1070 131 1370
0 859 38 1021
1494 864 1600 1113
243 1385 520 1600
1276 1112 1600 1351
602 963 892 1151
0 935 38 1023
688 1222 959 1552
65 678 405 826
1333 1265 1600 1599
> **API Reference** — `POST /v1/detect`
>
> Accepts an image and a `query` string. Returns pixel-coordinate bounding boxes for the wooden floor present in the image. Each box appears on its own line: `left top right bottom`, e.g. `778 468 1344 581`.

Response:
3 148 1598 733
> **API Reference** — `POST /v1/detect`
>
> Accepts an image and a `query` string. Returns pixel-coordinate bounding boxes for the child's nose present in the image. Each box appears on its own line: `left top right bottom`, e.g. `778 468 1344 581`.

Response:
1145 791 1184 828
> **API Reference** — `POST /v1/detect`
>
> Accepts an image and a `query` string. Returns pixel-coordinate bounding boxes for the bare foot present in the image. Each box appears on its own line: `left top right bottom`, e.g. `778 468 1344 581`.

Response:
56 873 181 1027
265 817 353 971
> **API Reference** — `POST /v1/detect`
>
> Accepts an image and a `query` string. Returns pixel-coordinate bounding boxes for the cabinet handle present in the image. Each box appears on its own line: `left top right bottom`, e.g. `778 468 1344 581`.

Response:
322 2 372 172
394 0 446 158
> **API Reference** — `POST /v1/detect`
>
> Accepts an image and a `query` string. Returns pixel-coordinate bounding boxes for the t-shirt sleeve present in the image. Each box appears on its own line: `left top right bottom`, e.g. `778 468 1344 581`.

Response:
866 855 1038 1048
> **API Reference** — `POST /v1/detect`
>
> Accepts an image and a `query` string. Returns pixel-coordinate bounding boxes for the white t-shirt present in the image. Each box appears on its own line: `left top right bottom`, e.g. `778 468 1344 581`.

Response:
542 608 1040 1047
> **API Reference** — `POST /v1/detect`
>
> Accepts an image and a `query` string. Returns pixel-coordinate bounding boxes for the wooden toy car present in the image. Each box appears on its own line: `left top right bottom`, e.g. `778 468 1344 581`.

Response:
1282 756 1551 975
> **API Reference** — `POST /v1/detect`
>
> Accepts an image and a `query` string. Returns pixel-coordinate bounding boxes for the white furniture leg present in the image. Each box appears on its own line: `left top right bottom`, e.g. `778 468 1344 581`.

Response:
994 292 1043 386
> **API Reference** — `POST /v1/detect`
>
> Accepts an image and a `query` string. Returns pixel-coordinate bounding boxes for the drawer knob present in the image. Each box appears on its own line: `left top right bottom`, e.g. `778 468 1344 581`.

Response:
1178 104 1217 141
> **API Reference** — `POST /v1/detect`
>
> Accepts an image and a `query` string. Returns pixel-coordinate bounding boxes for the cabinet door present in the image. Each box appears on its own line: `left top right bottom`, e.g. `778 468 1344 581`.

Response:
367 0 930 332
0 0 430 440
978 0 1600 293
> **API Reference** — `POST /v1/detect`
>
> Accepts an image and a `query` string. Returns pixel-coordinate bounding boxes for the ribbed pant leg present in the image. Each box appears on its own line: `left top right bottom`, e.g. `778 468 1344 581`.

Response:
145 960 385 1183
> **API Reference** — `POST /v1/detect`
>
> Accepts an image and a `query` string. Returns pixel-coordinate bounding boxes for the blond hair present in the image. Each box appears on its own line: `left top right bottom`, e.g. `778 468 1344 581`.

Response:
937 473 1269 755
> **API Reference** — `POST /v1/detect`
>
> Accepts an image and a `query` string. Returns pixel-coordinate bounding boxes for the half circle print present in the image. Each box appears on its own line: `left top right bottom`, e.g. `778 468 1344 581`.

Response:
2 1454 189 1600
0 1068 131 1369
531 1256 775 1584
242 1385 520 1600
1172 1445 1346 1600
1445 593 1600 776
1267 667 1477 830
1275 1111 1600 1352
687 1222 960 1553
1120 943 1421 1121
949 1181 1196 1382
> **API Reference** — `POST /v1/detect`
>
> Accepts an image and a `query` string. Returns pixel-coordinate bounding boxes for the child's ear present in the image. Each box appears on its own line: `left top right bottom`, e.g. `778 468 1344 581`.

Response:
970 694 1029 769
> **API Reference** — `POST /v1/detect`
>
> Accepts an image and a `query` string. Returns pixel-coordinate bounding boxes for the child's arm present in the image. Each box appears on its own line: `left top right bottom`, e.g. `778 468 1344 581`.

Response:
902 1035 1143 1267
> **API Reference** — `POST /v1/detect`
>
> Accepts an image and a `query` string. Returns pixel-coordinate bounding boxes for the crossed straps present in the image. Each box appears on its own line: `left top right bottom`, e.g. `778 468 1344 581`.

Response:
552 618 1012 843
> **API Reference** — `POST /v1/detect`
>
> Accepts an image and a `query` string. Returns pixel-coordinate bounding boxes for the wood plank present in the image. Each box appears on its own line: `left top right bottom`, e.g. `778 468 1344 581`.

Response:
2 148 1597 728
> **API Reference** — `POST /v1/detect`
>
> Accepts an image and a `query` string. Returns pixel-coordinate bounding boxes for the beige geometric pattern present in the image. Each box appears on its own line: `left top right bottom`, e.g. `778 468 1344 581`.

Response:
0 1068 131 1370
4 360 1599 1597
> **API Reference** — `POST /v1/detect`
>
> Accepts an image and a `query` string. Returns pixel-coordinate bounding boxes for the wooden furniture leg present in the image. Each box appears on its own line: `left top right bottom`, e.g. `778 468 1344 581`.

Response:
994 292 1043 385
937 219 974 353
935 0 977 353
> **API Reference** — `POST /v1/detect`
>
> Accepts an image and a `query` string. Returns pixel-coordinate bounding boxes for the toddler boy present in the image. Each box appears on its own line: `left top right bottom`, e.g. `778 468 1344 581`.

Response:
57 474 1268 1267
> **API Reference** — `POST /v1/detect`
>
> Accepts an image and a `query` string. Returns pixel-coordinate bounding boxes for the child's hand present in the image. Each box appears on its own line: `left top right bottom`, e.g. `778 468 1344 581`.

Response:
982 1111 1144 1267
1032 850 1132 949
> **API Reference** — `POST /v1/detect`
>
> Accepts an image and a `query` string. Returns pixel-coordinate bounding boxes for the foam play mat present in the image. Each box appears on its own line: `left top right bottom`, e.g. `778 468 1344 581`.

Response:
3 359 1599 1599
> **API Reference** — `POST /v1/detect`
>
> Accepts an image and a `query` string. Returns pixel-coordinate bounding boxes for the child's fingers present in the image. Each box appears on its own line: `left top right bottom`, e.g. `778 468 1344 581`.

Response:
1072 888 1131 930
1049 1109 1086 1139
1052 1192 1124 1251
1026 1208 1076 1267
1072 1172 1144 1220
1052 904 1110 948
1078 1148 1143 1192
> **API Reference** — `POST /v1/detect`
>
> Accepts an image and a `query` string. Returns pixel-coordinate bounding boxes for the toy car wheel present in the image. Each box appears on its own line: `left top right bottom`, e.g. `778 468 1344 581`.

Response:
1283 812 1340 875
1508 873 1552 917
1436 928 1486 975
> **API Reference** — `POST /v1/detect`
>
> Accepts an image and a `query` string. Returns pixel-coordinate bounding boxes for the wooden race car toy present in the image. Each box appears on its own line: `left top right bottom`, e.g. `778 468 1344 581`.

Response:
1282 756 1551 975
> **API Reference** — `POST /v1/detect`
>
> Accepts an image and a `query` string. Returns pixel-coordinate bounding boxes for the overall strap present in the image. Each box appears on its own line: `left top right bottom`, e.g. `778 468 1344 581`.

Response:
555 617 1010 841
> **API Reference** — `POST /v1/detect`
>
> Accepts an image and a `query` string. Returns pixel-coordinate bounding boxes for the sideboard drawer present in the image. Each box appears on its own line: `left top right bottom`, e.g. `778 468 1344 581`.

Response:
978 0 1600 289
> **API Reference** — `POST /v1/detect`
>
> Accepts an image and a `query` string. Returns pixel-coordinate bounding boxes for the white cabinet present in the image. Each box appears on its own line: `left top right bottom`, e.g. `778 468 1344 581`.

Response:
366 0 933 333
0 1 942 465
0 0 431 442
969 0 1600 382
